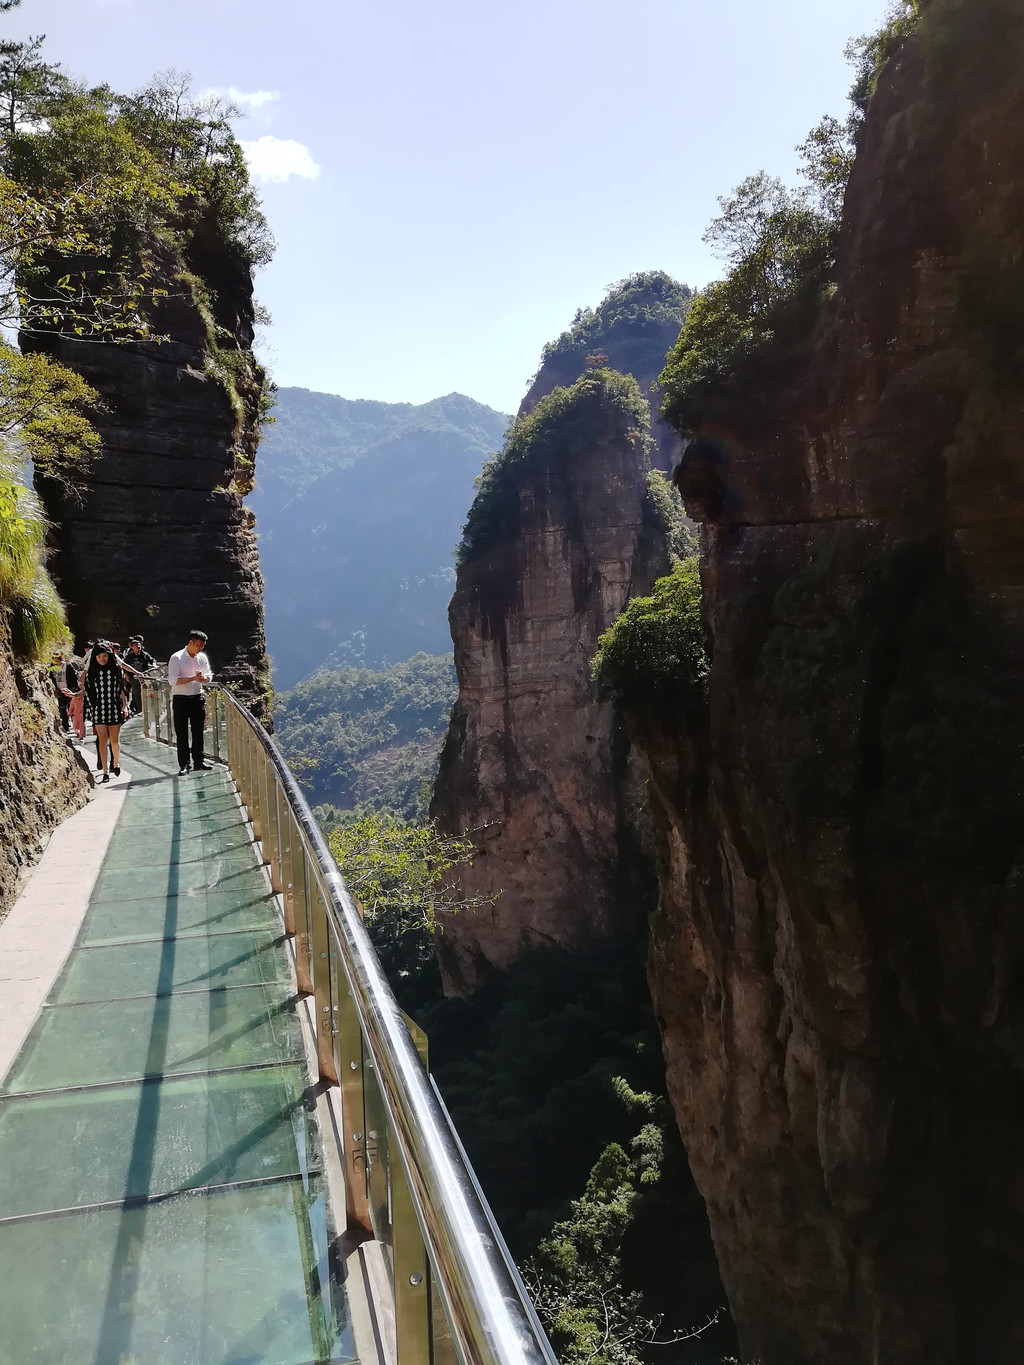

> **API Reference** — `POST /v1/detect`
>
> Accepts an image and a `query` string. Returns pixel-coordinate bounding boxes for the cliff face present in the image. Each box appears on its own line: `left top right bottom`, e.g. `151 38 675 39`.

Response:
0 640 86 920
642 4 1024 1360
31 216 269 704
431 374 669 993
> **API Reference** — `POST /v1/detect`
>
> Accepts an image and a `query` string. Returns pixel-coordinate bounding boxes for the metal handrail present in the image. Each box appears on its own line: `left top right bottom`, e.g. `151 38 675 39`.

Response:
142 679 557 1365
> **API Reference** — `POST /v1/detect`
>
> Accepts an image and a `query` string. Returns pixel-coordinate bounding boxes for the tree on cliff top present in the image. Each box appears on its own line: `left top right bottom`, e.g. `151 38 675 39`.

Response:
0 39 272 343
538 271 692 388
659 2 920 438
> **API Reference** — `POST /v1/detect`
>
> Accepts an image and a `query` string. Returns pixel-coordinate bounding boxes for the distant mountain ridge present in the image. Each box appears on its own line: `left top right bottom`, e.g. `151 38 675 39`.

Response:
252 388 509 688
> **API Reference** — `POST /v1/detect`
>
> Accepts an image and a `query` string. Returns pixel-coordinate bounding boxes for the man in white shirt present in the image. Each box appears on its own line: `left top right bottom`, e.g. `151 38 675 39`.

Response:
168 629 212 775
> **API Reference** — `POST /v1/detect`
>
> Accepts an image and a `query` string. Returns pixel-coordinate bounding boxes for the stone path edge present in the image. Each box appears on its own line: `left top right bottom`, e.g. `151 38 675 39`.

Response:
0 776 130 1084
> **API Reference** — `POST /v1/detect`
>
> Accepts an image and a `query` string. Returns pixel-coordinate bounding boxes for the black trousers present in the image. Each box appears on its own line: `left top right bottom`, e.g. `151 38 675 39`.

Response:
172 694 206 769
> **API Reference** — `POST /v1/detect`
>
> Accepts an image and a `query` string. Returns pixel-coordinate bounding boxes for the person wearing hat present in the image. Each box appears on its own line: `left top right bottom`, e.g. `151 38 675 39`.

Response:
123 635 156 715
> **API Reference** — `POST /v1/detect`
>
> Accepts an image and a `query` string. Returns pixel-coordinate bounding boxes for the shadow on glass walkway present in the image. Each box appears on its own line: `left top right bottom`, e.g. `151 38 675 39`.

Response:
0 688 557 1365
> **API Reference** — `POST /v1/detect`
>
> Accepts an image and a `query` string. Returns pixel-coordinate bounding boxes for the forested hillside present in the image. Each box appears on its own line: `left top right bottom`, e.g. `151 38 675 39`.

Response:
252 389 508 686
274 652 456 820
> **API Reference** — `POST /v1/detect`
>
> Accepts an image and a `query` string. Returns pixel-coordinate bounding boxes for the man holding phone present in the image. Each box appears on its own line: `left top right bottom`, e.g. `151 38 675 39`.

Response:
168 629 212 775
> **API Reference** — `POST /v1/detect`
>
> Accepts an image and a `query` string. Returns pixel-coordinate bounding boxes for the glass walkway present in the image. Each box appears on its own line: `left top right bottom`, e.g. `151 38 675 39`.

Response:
0 730 354 1365
0 691 556 1365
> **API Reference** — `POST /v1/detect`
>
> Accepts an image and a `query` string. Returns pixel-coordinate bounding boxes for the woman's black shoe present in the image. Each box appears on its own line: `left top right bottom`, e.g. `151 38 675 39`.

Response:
113 766 120 777
101 773 110 783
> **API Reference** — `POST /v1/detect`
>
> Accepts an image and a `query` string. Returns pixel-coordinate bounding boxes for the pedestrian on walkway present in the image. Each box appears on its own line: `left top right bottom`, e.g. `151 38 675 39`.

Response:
68 658 86 740
83 643 127 783
49 652 77 732
168 629 212 775
123 635 156 715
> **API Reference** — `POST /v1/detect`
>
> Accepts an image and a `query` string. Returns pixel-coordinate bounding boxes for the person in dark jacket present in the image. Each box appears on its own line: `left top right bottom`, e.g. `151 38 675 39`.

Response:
123 635 157 715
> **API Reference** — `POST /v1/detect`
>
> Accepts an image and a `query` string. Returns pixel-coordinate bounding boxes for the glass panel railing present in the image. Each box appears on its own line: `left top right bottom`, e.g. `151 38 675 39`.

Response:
141 680 557 1365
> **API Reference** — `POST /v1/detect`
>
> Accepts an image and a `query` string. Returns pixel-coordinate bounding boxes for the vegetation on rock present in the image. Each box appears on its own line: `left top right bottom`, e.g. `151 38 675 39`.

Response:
641 469 697 563
660 0 920 437
592 559 707 713
458 369 650 564
539 271 693 387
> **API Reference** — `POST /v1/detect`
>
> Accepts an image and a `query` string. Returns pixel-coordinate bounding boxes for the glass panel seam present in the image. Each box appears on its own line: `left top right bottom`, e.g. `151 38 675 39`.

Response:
0 1169 323 1228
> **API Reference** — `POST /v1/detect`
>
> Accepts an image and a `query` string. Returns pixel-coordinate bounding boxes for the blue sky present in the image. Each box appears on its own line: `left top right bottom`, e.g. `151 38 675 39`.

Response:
11 0 895 412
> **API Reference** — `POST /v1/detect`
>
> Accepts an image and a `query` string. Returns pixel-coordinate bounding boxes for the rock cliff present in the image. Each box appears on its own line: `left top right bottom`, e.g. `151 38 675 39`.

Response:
431 371 674 993
639 3 1024 1360
30 214 269 704
520 272 691 472
0 638 86 920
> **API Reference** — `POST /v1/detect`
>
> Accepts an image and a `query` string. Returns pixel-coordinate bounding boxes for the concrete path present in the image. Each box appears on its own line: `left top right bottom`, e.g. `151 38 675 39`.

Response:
0 757 130 1083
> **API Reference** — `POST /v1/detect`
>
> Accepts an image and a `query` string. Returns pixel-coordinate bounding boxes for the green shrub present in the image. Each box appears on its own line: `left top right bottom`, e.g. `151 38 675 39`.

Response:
642 468 696 562
458 369 649 564
592 558 707 710
9 565 68 660
0 464 71 661
0 471 44 601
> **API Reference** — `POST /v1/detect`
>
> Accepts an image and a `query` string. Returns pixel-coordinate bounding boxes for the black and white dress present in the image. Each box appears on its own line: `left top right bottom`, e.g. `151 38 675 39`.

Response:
85 665 125 726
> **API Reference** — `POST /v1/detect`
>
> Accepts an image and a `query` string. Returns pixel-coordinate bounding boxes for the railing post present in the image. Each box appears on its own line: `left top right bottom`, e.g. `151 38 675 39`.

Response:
223 699 234 778
245 729 261 840
164 685 173 748
309 876 339 1084
238 712 251 809
393 1157 431 1365
211 689 222 764
265 778 284 892
280 808 297 936
330 939 371 1233
141 685 150 739
293 840 315 996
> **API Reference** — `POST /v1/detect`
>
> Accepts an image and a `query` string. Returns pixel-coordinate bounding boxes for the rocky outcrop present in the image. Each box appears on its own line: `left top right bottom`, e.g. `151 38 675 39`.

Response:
30 215 269 706
520 272 691 473
431 372 670 993
0 637 86 921
640 4 1024 1360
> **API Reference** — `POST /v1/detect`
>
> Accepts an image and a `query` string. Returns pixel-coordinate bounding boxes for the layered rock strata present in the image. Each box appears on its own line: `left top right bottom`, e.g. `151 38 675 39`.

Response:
431 375 669 993
642 4 1024 1360
31 219 269 705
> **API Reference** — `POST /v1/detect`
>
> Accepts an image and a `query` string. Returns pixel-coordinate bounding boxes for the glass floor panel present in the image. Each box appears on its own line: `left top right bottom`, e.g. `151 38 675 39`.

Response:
92 850 267 900
56 932 290 1003
104 820 258 865
0 1177 356 1365
0 1064 312 1217
4 987 304 1093
83 887 281 945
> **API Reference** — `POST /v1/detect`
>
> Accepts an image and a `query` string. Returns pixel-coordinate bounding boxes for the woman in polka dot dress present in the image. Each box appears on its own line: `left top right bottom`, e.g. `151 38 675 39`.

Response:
83 642 127 783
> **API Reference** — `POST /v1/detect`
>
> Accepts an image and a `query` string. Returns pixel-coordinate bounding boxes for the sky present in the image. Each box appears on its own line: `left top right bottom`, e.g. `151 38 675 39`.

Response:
8 0 897 413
